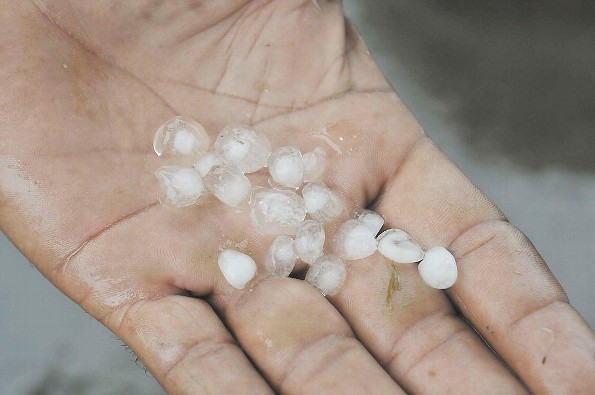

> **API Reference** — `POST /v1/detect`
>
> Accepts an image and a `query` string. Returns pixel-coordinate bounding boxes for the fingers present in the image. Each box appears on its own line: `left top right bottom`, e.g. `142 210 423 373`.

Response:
105 295 273 395
376 137 595 393
323 127 526 393
143 185 405 393
449 220 595 394
211 277 405 395
375 138 506 247
329 255 528 394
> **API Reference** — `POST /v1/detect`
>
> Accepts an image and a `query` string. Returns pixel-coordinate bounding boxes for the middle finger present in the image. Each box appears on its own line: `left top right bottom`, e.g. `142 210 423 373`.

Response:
211 275 404 394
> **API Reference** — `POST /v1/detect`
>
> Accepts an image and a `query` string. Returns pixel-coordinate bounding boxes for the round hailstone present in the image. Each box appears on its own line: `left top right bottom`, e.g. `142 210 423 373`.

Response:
153 116 209 157
268 146 304 189
377 229 424 264
306 254 346 296
303 147 326 183
155 166 205 207
418 246 457 289
217 249 257 289
250 188 307 234
194 152 222 177
294 220 325 264
265 235 298 277
356 209 385 236
214 125 271 173
203 164 252 208
332 219 377 260
302 181 342 223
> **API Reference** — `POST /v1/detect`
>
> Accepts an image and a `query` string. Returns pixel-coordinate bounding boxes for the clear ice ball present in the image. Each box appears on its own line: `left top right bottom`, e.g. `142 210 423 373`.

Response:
268 146 304 189
294 220 325 264
305 254 346 296
302 181 343 223
204 164 252 208
332 219 378 260
250 188 306 235
265 235 298 277
155 166 205 208
214 125 271 173
153 116 209 157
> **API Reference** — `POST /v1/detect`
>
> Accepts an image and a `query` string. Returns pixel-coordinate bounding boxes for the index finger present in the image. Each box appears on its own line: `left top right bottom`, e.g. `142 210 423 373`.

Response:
376 138 595 394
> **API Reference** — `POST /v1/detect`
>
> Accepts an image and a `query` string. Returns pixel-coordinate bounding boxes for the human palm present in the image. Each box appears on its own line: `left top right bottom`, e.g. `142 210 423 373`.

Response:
1 1 593 394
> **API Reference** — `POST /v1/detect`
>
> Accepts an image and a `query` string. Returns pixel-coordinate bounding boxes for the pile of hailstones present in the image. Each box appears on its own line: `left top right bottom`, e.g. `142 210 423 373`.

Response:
153 117 457 296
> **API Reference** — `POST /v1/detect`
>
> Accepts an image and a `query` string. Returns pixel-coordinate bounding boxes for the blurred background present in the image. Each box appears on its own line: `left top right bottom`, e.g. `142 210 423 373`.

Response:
1 1 593 393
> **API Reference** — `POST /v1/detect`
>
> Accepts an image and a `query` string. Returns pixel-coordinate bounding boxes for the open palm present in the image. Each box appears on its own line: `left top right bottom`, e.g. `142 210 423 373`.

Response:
1 1 593 394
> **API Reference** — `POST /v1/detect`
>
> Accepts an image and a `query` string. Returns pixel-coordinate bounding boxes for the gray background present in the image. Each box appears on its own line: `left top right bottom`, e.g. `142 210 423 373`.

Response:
1 1 593 393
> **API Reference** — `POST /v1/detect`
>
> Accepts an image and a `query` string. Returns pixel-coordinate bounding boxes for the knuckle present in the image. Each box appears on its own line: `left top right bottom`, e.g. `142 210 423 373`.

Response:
279 333 360 392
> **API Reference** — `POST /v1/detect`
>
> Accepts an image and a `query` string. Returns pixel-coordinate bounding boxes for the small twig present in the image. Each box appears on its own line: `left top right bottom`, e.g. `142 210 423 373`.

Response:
385 258 401 309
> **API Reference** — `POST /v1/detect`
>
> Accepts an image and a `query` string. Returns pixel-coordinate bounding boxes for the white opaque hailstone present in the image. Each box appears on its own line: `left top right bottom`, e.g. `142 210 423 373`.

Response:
250 188 307 234
295 220 325 264
268 146 304 188
204 164 252 208
155 166 205 207
302 181 342 223
303 147 326 182
332 219 378 260
356 209 385 236
214 125 271 173
418 246 458 289
306 254 346 296
217 249 257 289
194 152 222 177
377 229 424 264
153 116 209 157
265 235 298 277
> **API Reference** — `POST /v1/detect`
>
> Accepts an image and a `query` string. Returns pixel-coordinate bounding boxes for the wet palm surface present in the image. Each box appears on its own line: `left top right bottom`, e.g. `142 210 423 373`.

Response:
1 1 594 393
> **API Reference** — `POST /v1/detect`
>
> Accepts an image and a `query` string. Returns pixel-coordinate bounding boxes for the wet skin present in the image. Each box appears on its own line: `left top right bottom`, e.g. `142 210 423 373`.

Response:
1 1 594 394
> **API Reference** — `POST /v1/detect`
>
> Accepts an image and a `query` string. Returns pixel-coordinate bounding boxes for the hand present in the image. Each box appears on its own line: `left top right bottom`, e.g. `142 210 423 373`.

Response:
1 1 593 394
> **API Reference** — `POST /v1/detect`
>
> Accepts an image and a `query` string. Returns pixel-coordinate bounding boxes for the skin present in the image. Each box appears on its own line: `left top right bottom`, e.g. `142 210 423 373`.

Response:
1 1 593 394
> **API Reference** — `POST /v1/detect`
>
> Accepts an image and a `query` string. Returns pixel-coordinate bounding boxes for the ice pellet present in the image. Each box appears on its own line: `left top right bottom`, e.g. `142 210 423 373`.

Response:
303 147 326 182
377 229 424 264
204 164 251 208
332 219 377 260
214 125 271 173
268 146 304 188
250 188 307 234
418 246 457 289
294 220 325 264
217 249 257 289
265 235 298 277
153 116 209 157
305 254 346 296
155 166 205 207
302 181 342 223
356 209 385 236
194 152 222 177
